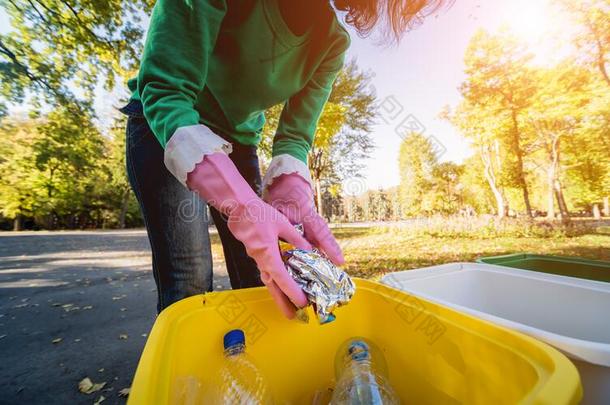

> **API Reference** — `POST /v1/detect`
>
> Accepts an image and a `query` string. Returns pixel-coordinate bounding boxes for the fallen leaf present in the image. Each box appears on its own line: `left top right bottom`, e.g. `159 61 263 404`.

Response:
118 387 131 398
78 377 106 394
82 306 93 310
98 368 104 373
52 303 62 307
0 334 7 339
120 308 127 312
112 295 126 301
93 395 105 405
141 333 147 338
52 338 62 344
13 303 28 308
119 334 128 340
74 338 81 342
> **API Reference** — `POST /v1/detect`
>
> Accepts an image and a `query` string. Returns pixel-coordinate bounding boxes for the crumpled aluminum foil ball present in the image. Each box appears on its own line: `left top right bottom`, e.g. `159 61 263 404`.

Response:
283 248 355 324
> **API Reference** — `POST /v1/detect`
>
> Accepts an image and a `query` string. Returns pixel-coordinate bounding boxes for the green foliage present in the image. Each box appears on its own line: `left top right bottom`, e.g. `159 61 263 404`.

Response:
398 131 438 216
445 5 610 219
262 59 376 183
0 0 154 108
0 108 140 229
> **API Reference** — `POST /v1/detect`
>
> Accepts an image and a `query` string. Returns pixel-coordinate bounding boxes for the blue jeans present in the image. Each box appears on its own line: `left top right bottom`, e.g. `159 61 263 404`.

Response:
121 100 263 313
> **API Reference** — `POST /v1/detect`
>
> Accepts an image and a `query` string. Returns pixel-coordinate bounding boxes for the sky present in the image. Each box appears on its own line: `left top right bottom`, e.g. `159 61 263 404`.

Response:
1 0 572 191
342 0 570 190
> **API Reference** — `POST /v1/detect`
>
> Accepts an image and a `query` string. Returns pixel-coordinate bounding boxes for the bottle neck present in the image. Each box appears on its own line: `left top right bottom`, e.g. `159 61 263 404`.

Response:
224 343 245 357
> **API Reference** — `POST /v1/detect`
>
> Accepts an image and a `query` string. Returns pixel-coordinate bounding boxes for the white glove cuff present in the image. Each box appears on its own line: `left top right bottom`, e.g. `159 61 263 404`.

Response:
262 154 313 199
164 124 233 187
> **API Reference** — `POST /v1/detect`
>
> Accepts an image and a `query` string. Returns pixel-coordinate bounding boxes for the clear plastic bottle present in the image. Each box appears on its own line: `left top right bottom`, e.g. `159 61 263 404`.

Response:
330 338 400 405
203 329 274 404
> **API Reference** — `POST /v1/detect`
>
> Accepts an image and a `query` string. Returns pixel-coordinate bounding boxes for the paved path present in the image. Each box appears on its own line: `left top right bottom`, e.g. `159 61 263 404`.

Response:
0 230 230 405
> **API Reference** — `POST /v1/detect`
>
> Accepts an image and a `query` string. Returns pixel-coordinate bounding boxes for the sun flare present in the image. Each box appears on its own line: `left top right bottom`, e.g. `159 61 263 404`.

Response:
501 0 574 64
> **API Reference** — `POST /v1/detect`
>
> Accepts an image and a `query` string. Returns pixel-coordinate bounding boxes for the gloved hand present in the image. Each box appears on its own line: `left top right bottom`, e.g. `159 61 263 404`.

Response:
187 153 311 319
264 173 344 265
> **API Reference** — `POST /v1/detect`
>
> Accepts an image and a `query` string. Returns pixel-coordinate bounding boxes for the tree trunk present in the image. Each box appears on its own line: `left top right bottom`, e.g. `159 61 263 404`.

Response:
481 145 507 218
314 178 323 215
13 215 22 231
510 110 532 217
118 188 130 229
554 180 570 222
546 148 556 220
604 197 609 217
549 136 570 223
546 178 555 220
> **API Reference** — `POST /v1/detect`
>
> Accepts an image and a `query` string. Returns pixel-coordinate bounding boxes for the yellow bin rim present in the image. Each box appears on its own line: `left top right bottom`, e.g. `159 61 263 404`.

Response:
129 278 582 404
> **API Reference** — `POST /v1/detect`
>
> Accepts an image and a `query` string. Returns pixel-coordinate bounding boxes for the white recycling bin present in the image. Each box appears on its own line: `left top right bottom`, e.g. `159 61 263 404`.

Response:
381 262 610 405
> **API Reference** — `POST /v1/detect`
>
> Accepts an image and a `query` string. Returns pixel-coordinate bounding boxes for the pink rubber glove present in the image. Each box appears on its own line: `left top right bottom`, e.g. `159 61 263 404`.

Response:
264 173 344 265
187 153 311 319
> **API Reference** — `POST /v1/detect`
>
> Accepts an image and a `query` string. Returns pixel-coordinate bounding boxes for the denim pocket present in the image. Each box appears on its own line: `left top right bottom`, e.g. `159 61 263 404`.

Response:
126 116 152 150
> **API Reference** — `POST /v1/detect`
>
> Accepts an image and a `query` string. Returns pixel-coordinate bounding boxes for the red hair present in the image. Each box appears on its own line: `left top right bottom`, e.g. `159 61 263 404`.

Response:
333 0 454 42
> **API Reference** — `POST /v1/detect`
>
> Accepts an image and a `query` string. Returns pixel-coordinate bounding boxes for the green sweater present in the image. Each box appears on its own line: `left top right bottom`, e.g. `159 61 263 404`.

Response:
128 0 350 164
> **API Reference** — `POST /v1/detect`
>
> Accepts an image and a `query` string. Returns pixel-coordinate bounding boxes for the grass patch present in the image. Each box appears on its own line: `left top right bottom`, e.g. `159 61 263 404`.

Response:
210 218 610 279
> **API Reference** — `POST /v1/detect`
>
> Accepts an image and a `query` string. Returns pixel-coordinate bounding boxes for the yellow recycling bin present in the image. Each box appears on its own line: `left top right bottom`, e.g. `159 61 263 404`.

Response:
129 279 581 404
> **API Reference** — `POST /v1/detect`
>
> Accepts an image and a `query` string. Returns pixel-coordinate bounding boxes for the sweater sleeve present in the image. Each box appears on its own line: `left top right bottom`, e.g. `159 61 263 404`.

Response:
265 33 349 192
136 0 231 185
271 42 348 164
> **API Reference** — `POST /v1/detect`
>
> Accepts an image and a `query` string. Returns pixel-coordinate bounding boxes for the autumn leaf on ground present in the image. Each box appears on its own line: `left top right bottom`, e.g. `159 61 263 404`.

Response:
118 387 131 397
119 334 128 340
82 305 93 310
52 338 62 344
78 377 106 394
112 295 126 301
93 395 105 405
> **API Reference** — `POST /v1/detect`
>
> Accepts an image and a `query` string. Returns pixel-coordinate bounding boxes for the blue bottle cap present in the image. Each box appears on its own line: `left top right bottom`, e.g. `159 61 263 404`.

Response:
223 329 245 349
348 340 370 361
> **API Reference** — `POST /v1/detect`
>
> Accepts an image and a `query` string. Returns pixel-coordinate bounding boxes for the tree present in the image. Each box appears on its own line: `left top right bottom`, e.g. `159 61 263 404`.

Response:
442 101 512 217
558 0 610 87
0 0 154 111
525 63 592 221
459 155 495 215
428 162 463 215
0 117 46 230
99 118 138 228
460 29 537 217
398 131 437 216
261 60 377 213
